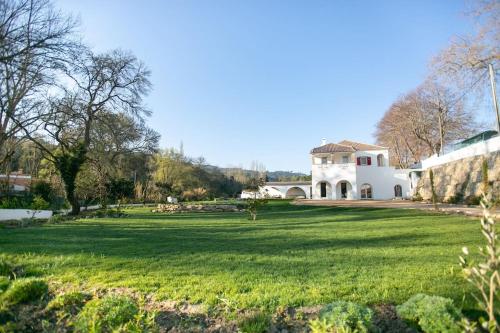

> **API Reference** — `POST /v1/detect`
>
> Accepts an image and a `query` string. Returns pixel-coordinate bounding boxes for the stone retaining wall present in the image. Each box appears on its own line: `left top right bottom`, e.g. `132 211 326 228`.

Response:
153 204 241 213
416 151 500 202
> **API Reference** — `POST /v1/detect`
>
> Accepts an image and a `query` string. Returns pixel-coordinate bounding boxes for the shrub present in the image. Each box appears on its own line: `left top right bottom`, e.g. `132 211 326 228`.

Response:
237 311 271 333
396 294 462 333
47 214 67 224
464 195 481 206
0 278 48 307
0 196 32 209
0 278 9 294
74 295 139 332
31 181 54 203
30 195 50 211
309 301 374 333
46 291 90 314
181 187 208 201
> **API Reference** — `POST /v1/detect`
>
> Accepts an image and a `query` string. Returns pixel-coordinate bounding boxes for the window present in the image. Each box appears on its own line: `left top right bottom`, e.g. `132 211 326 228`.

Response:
342 155 349 163
356 156 371 166
360 184 372 199
321 157 328 165
377 154 384 167
394 185 402 198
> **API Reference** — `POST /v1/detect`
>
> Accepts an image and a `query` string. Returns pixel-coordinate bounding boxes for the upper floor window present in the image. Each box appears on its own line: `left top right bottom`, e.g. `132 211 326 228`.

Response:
377 154 384 167
356 156 371 166
321 157 328 165
342 155 349 163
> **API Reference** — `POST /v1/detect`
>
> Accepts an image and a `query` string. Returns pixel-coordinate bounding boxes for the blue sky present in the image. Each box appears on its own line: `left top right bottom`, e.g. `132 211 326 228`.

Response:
56 0 478 173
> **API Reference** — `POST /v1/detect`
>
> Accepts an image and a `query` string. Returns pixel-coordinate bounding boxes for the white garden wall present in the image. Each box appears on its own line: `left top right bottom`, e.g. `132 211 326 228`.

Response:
0 209 53 220
422 135 500 169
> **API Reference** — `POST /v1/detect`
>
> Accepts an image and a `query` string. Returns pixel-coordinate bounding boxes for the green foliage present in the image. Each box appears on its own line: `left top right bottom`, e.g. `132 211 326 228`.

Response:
74 295 140 332
47 214 67 224
0 278 48 307
54 142 87 214
30 195 49 211
0 278 9 294
30 181 54 203
237 312 271 333
0 196 32 209
107 178 135 202
396 294 462 333
309 301 374 333
46 291 90 314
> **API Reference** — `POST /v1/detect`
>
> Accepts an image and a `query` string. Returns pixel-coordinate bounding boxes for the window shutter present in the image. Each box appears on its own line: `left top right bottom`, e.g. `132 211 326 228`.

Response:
367 157 372 165
356 157 361 165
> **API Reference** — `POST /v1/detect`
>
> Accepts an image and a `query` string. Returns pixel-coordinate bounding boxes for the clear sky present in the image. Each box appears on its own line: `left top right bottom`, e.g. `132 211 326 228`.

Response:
55 0 479 173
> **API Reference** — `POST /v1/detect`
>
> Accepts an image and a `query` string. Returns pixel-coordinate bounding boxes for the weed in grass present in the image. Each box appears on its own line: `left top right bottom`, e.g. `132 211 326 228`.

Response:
74 294 157 332
46 291 91 314
237 311 271 333
309 301 374 333
0 278 48 307
396 294 462 333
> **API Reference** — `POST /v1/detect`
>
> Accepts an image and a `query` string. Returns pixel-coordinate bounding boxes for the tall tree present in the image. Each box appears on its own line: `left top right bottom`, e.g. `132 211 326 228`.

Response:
20 49 151 214
0 0 77 169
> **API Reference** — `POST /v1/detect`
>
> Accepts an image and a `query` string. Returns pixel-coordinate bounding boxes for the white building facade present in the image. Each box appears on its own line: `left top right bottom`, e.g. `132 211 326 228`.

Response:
310 140 412 200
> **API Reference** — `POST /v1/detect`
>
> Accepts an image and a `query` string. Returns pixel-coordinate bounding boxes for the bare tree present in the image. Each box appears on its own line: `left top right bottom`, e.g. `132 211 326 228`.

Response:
431 0 499 102
0 0 77 169
19 49 152 214
376 82 477 165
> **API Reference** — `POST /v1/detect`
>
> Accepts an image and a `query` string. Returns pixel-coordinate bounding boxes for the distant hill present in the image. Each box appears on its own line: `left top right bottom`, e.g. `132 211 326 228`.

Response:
266 170 310 181
217 167 310 182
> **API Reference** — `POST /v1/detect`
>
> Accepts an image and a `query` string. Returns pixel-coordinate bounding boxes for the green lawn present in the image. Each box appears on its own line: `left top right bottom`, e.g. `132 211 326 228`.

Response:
0 201 483 312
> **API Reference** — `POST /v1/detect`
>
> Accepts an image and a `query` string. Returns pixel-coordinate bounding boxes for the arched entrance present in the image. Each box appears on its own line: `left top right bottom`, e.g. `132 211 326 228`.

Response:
285 187 307 199
394 184 402 198
360 183 373 199
335 180 353 199
315 181 332 199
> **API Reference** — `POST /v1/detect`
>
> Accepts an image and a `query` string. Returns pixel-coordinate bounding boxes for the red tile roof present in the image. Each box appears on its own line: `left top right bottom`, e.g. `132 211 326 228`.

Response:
311 140 386 154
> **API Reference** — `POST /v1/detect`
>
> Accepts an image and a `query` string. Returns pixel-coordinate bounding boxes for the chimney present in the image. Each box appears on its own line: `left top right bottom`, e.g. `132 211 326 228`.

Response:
321 138 326 146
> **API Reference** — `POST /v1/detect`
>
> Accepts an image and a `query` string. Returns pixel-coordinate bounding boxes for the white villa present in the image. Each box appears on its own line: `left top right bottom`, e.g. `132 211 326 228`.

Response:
309 139 412 200
244 132 499 201
254 139 415 200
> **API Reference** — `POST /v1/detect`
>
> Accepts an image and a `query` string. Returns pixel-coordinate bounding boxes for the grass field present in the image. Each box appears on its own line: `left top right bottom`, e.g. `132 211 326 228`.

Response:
0 201 483 312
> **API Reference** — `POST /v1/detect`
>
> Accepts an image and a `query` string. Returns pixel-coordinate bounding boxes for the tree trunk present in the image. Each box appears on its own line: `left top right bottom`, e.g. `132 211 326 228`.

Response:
55 144 87 215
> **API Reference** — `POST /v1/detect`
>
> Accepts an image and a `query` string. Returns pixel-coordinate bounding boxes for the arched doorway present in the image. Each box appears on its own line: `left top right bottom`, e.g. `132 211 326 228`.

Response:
315 181 331 199
335 180 353 199
394 184 402 198
360 183 373 199
285 187 307 199
377 154 384 166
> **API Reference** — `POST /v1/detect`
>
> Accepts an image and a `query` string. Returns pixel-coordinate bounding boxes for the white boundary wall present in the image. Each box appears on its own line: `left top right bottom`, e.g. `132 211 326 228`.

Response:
0 209 52 220
422 135 500 170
